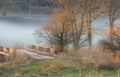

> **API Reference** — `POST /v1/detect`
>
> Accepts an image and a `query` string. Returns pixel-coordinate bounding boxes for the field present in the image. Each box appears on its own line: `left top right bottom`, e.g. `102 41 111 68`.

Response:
0 57 119 77
0 48 120 77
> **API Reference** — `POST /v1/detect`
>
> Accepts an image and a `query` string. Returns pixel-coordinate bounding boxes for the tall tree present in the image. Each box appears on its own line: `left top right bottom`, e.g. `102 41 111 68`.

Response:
84 0 104 48
36 12 72 52
50 0 104 49
106 0 120 43
58 0 88 50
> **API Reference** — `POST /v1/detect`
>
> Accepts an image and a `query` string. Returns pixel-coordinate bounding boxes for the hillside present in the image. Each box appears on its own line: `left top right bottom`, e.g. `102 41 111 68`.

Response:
0 0 56 15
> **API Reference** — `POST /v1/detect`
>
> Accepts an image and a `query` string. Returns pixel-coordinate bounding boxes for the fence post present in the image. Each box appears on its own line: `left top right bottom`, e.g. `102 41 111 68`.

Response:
118 69 120 77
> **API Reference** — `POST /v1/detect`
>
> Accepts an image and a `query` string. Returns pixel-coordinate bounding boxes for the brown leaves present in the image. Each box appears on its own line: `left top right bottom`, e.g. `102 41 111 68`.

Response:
44 11 71 32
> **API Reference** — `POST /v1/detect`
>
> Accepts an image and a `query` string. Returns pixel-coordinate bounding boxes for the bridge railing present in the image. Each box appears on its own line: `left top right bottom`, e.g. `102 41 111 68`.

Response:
28 44 55 54
0 46 16 55
0 45 56 55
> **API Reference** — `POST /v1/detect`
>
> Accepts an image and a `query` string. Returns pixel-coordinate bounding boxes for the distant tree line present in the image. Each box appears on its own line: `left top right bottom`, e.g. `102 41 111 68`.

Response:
0 0 55 15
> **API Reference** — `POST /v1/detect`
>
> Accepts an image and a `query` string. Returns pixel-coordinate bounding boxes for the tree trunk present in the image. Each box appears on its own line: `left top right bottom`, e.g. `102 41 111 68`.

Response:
60 32 64 52
110 21 114 44
88 25 92 48
87 13 92 48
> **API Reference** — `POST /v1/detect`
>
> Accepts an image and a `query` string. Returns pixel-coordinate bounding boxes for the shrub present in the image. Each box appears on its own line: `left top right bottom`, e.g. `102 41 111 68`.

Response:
98 63 119 71
99 26 120 51
100 38 119 51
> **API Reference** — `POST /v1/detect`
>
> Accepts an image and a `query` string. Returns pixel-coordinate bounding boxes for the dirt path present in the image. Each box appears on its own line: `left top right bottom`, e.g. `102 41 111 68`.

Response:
21 50 54 59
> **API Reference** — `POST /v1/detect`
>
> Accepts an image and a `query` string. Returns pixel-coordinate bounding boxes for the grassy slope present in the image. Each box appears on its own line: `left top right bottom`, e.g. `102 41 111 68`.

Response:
0 58 118 77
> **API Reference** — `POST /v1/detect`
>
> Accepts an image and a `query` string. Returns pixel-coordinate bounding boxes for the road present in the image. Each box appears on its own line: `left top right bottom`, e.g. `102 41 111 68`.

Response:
21 50 54 59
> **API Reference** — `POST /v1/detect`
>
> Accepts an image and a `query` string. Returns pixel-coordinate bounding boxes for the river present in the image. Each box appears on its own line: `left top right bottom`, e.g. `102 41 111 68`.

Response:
0 15 49 47
0 15 119 48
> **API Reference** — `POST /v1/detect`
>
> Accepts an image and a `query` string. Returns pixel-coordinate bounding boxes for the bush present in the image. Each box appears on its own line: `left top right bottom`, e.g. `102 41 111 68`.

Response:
99 26 120 51
98 63 119 71
100 38 120 51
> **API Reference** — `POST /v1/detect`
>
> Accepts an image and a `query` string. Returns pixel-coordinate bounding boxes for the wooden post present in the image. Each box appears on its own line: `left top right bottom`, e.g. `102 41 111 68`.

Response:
6 48 10 54
0 46 3 51
46 48 51 53
39 46 43 51
118 69 120 77
31 45 36 51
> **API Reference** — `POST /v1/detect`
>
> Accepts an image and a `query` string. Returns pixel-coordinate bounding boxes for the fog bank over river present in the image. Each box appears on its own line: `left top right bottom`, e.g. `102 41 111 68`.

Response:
0 16 49 47
0 15 119 48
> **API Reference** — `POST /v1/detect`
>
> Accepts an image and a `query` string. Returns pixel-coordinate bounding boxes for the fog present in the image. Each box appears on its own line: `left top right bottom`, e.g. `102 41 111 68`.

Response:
0 16 49 47
0 15 119 48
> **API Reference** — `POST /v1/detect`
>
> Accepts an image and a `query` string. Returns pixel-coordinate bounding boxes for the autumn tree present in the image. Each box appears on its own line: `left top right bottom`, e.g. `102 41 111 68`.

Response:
83 0 105 48
36 0 106 51
58 0 105 48
105 0 120 43
101 25 120 51
36 12 72 52
58 0 88 50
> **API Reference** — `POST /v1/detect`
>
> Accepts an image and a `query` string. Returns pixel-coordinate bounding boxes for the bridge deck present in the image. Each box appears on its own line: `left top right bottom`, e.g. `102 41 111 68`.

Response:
0 51 6 55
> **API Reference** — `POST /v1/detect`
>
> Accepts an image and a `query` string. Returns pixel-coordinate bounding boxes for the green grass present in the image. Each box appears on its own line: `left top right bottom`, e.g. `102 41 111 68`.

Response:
0 58 119 77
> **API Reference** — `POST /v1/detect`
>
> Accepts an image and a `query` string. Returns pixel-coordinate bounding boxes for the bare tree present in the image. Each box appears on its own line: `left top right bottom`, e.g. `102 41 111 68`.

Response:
59 0 104 48
35 12 72 52
58 0 88 50
83 0 105 48
105 0 120 43
36 0 105 51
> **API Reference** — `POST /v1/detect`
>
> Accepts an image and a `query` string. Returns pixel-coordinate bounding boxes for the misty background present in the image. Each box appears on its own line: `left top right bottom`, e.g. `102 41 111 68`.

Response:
0 0 120 48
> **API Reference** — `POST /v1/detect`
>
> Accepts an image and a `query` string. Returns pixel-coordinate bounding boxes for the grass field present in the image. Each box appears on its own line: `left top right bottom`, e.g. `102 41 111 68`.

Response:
0 57 119 77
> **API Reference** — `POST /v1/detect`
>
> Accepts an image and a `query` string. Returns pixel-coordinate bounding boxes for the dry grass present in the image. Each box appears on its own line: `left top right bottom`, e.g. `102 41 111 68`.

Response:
0 46 119 77
58 48 120 70
0 44 32 70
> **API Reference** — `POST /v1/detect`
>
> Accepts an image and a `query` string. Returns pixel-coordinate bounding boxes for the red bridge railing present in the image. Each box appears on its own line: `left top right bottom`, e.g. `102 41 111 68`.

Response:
28 45 54 54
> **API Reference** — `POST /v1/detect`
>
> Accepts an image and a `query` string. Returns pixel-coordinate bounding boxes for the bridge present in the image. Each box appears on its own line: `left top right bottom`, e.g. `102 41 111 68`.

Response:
0 46 16 56
0 52 6 55
0 45 55 59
